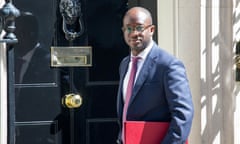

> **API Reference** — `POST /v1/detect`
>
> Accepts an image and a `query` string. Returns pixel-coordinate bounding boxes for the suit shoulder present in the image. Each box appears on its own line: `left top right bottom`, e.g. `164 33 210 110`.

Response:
150 45 185 69
120 56 129 65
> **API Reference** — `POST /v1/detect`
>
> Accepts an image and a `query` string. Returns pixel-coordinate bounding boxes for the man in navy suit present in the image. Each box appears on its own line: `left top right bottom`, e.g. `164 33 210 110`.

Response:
116 6 194 144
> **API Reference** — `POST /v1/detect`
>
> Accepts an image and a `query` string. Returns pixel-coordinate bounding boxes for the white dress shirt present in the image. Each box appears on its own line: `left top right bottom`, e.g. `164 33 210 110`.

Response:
123 40 154 101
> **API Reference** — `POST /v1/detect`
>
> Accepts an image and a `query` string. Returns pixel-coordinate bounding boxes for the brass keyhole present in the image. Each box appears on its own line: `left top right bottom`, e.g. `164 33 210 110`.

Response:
62 93 82 108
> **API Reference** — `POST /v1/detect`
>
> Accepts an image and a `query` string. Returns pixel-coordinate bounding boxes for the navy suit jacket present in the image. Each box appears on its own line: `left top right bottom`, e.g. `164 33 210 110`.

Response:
117 42 194 144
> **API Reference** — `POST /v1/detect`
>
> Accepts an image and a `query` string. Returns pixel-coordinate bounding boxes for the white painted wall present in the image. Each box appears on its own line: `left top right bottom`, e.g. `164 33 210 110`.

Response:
200 1 234 143
158 1 201 144
233 0 240 144
0 2 7 144
158 0 239 144
0 43 7 144
0 1 7 144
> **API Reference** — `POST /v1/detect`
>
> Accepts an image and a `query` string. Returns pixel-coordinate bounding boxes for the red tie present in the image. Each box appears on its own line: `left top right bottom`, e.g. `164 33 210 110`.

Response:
122 56 140 143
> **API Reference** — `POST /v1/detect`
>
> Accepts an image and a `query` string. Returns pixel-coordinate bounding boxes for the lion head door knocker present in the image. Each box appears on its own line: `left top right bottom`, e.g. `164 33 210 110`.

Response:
59 0 84 41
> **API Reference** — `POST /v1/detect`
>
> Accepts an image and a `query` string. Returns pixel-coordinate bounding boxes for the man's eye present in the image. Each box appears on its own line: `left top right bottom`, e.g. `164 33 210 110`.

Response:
127 27 132 32
135 26 144 31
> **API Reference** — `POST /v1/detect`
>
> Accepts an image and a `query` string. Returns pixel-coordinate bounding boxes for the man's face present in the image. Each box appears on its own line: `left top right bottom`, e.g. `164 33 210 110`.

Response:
122 10 154 55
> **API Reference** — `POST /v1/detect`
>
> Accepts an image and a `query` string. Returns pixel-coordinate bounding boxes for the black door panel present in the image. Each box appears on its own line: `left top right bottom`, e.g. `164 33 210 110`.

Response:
14 0 62 143
15 121 61 144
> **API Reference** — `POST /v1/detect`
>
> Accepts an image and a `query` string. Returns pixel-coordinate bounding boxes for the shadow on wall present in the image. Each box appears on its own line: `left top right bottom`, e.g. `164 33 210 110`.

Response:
200 0 237 143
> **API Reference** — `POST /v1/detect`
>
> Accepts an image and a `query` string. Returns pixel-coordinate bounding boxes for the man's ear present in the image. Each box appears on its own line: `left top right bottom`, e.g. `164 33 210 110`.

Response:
150 25 155 34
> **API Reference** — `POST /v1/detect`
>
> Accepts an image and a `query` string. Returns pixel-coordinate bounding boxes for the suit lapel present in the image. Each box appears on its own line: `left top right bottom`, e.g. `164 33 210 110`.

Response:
117 56 130 117
119 57 130 94
129 44 158 105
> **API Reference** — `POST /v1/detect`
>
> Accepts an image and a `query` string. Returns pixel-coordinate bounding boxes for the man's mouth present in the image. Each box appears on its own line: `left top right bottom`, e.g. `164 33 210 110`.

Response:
130 39 141 44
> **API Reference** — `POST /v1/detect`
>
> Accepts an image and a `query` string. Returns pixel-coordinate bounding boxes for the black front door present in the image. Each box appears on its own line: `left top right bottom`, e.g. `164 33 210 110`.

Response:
12 0 128 143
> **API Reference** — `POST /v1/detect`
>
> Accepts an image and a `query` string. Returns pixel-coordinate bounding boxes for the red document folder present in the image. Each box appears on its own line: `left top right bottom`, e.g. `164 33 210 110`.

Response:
124 121 188 144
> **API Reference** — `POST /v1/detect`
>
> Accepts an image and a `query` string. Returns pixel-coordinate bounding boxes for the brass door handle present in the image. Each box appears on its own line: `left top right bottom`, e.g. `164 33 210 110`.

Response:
62 93 82 108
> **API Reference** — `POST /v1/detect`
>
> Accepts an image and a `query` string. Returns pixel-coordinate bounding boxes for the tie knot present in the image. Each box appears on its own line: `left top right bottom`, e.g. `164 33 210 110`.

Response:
131 56 140 64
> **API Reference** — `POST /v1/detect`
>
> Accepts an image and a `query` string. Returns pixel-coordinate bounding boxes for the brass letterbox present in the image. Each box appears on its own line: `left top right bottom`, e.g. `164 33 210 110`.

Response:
51 46 92 67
